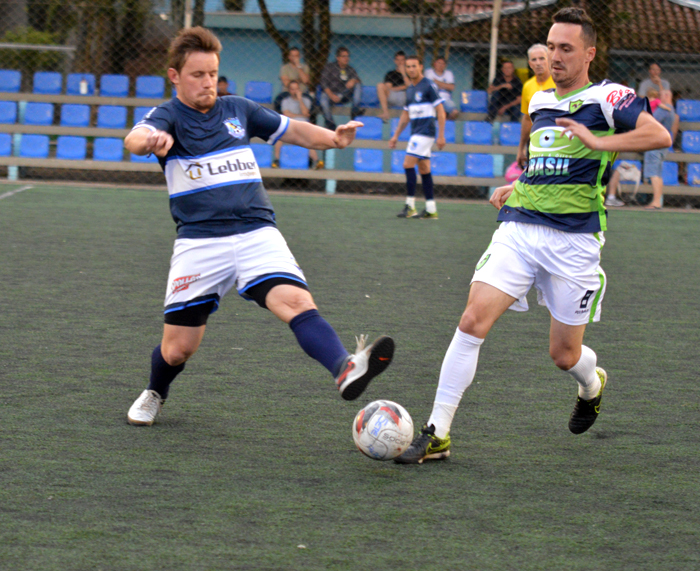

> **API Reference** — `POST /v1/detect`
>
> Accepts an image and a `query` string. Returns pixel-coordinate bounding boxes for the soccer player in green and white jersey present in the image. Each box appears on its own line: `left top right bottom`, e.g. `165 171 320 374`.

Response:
396 7 672 464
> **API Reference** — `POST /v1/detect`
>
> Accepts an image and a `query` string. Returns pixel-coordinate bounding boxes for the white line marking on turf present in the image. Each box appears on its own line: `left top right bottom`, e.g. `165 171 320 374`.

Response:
0 185 34 201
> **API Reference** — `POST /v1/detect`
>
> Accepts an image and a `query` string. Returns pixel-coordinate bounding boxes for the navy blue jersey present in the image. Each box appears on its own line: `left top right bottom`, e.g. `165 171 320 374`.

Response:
134 96 289 238
404 77 443 138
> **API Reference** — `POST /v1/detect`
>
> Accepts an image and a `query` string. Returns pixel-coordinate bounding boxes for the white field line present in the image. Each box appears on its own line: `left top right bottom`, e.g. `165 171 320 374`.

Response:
0 185 34 201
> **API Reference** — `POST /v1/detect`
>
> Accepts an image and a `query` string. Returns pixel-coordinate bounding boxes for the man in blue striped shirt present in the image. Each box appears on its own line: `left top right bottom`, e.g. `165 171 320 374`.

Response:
389 55 446 219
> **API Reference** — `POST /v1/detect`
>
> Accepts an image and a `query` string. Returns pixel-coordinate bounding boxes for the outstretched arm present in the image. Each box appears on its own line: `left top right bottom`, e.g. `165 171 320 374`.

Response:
279 119 364 150
124 127 173 157
556 111 671 152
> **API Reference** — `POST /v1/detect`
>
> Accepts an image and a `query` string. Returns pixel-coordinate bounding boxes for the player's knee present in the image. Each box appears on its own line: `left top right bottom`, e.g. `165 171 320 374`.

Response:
161 342 197 366
458 308 487 338
550 347 578 371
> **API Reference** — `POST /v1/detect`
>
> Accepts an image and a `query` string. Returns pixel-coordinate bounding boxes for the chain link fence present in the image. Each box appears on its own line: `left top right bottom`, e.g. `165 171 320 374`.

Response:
1 0 700 205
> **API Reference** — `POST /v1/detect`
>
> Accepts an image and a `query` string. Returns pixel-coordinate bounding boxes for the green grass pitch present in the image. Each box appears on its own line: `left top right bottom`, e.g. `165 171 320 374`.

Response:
1 183 699 570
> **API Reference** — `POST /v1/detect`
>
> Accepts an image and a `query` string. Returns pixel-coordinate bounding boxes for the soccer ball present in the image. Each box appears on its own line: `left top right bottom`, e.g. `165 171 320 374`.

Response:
352 400 414 461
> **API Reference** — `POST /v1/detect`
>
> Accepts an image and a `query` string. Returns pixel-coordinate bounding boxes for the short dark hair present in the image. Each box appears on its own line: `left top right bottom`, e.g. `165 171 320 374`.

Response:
501 59 514 66
288 80 299 87
405 54 422 65
552 7 597 47
434 56 446 63
288 46 300 53
336 46 349 57
168 26 222 73
394 50 406 58
218 76 227 83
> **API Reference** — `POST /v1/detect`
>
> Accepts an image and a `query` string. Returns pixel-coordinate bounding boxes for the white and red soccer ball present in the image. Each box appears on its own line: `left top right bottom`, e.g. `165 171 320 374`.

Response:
352 400 414 461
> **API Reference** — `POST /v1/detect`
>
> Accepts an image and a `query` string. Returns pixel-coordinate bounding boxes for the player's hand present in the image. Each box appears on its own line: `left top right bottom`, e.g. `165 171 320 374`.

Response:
388 136 397 149
436 136 446 150
333 120 364 149
516 146 528 168
490 183 514 209
556 118 599 150
329 92 341 104
145 130 174 157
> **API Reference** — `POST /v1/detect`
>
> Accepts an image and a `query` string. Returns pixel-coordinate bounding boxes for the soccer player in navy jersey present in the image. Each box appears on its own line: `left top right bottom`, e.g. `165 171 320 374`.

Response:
124 27 394 426
389 55 446 220
396 8 671 463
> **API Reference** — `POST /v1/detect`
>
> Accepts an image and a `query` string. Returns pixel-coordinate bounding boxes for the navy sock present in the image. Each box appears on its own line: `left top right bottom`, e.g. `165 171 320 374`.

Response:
405 168 417 197
289 309 349 376
147 344 185 400
421 172 434 200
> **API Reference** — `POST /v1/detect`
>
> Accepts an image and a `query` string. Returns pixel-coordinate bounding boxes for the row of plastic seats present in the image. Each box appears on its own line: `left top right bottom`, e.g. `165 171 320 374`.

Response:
0 101 154 129
612 159 682 186
0 70 166 98
353 86 490 113
353 149 497 177
0 133 153 162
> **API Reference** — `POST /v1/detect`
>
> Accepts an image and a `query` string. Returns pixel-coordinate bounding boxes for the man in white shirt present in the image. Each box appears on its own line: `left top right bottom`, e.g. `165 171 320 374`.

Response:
425 57 459 120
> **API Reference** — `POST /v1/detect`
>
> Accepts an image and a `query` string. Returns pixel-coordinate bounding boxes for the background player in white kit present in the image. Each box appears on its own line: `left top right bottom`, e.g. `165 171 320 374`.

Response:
124 27 394 426
395 8 672 463
389 55 446 220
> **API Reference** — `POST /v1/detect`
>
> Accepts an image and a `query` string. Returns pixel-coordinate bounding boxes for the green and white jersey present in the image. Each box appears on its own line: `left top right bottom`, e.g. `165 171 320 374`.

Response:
499 80 649 233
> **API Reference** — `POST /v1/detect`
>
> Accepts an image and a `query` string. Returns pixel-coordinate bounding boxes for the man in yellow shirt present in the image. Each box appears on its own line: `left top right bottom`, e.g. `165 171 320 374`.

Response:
516 43 556 167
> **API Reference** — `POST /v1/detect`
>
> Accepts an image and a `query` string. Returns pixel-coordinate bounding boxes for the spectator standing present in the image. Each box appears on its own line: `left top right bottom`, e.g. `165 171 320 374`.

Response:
517 44 555 167
388 55 446 220
320 46 363 131
280 47 311 93
273 81 323 170
637 63 670 98
217 76 232 96
486 60 522 122
377 51 408 122
424 56 459 120
645 89 679 210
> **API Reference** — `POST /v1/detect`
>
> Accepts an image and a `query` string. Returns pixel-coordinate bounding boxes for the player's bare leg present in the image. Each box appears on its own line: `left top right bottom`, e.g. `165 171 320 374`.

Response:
127 324 206 425
266 285 394 401
396 282 516 464
550 318 607 434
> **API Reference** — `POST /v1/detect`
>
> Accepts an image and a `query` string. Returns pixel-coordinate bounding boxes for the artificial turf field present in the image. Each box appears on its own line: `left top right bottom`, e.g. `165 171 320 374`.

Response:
1 182 699 570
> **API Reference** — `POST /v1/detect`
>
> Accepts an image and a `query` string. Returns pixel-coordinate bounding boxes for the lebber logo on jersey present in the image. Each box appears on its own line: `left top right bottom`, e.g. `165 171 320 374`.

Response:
224 117 245 139
172 273 201 293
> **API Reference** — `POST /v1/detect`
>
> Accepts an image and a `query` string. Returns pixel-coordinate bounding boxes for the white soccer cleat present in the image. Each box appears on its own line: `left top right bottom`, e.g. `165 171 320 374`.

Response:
127 389 164 426
335 335 395 401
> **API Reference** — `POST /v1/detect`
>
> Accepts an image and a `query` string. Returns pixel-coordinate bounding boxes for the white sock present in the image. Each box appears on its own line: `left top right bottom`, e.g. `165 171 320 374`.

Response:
425 199 437 214
567 345 601 399
427 328 484 438
406 196 415 209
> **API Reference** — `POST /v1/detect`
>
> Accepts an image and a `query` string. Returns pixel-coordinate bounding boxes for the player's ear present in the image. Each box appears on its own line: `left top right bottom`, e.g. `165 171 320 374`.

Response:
167 68 180 86
585 46 596 64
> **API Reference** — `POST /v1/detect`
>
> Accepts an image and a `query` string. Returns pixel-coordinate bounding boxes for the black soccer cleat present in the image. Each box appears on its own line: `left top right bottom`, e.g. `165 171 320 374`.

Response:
397 205 418 218
569 367 607 434
335 335 395 401
394 424 451 464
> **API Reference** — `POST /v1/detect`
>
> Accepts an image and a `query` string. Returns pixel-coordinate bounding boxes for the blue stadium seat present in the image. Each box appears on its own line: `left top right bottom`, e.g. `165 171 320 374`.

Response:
130 152 158 163
19 134 50 158
354 116 383 140
354 148 383 172
391 150 407 173
136 75 165 98
133 106 154 125
431 152 458 176
676 100 700 122
0 70 21 92
33 71 62 95
681 131 700 153
97 106 128 129
0 101 17 124
279 145 309 169
0 133 12 156
250 143 273 168
460 90 488 113
227 80 237 95
360 85 380 108
662 161 678 186
390 117 409 142
56 136 87 160
23 103 54 126
443 120 456 143
100 74 129 97
60 104 90 127
463 121 493 145
687 163 700 186
499 122 522 146
465 153 494 177
66 73 95 96
94 138 124 161
245 81 273 104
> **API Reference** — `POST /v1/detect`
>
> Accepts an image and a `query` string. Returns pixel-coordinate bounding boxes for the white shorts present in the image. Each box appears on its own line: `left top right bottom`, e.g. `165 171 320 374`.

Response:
406 135 434 159
164 226 307 315
471 222 607 326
